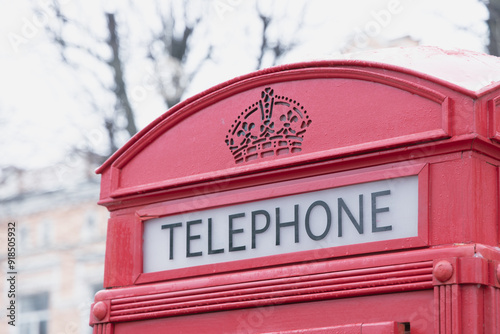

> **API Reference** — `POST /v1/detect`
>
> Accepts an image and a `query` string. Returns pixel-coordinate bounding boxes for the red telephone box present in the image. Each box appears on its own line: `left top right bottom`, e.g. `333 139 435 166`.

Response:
90 47 500 333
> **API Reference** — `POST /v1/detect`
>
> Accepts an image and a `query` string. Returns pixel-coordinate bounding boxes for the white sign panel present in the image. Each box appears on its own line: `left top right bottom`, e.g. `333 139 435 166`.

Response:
143 175 418 273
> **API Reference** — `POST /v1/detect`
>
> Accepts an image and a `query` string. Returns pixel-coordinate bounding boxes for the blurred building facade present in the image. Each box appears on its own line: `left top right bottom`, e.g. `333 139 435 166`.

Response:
0 164 107 334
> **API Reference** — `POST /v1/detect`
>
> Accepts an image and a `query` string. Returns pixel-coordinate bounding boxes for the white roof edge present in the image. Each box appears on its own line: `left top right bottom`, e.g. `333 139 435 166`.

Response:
336 46 500 92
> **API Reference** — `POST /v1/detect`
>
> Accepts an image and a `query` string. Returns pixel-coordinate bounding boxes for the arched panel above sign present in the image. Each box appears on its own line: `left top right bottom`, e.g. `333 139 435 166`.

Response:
99 64 454 200
97 47 500 207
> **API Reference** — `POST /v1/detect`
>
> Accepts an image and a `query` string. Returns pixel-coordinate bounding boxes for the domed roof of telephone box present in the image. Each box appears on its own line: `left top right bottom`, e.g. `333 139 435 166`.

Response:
96 46 500 202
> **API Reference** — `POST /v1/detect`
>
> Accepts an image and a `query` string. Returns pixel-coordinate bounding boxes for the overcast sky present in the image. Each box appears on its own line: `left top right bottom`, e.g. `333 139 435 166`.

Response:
0 0 490 170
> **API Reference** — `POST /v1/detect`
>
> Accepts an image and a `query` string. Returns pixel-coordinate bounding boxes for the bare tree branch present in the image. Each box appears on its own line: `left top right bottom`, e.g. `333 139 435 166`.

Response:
106 13 137 137
147 0 209 108
256 11 271 69
255 1 305 69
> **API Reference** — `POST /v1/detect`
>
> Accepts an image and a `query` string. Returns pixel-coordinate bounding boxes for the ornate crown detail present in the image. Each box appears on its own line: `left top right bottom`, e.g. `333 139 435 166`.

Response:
225 87 312 164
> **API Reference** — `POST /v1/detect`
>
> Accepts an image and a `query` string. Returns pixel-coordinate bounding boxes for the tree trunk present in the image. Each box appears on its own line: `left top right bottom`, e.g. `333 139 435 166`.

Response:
106 13 138 138
488 0 500 56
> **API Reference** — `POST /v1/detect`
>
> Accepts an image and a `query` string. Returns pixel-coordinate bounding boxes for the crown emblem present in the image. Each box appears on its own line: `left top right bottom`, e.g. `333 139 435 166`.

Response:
225 87 312 164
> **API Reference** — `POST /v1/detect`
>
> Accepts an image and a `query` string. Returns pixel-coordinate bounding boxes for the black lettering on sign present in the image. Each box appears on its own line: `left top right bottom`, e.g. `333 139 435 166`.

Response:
156 186 398 263
338 195 364 237
229 213 246 252
208 218 224 255
275 205 299 246
251 210 270 249
305 200 331 241
371 190 392 232
186 220 203 257
161 222 182 260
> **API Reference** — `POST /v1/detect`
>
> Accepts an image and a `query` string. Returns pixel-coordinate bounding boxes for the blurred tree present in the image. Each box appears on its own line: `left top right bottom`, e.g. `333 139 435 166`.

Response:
39 1 211 159
35 0 306 162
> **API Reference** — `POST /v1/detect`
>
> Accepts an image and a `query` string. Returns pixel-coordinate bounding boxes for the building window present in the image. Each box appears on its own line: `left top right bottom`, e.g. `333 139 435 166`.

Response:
82 283 103 334
82 210 98 242
19 225 29 253
37 220 52 247
19 292 49 334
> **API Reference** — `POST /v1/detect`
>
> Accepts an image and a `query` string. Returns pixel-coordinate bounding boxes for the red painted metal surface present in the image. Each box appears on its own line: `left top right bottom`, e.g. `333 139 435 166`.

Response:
91 48 500 333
